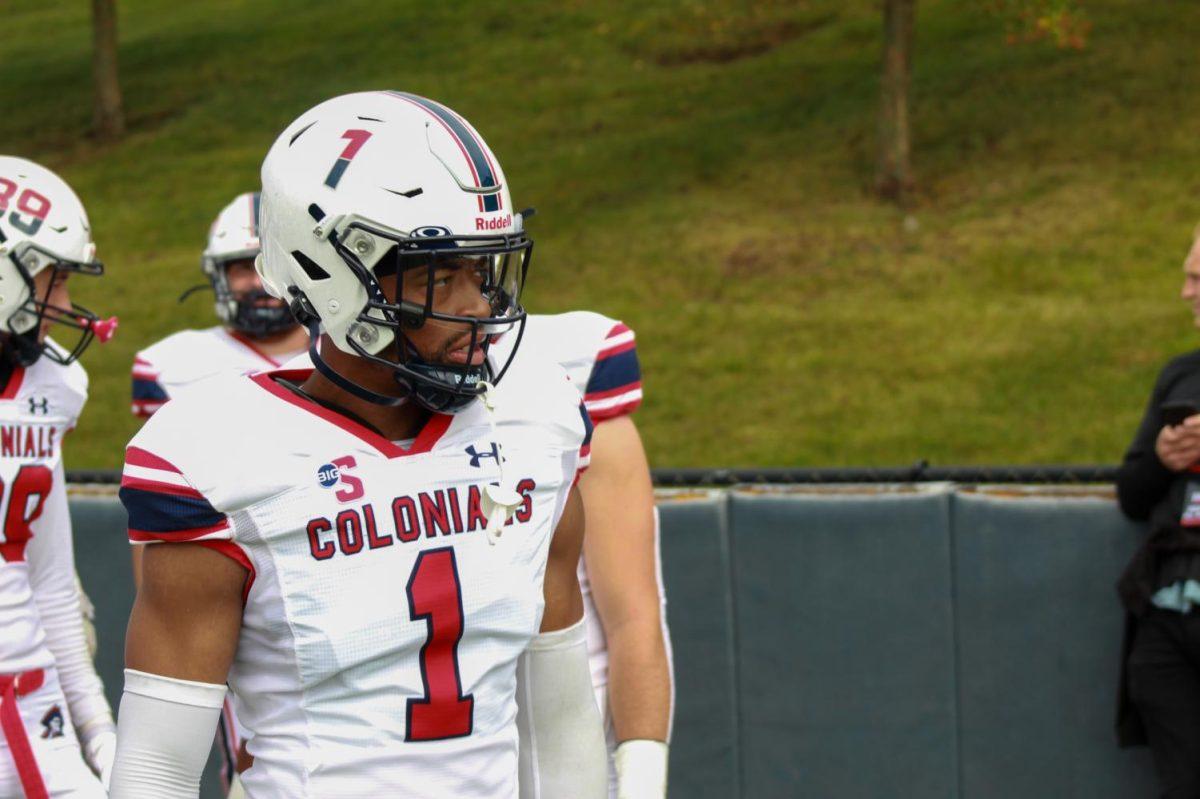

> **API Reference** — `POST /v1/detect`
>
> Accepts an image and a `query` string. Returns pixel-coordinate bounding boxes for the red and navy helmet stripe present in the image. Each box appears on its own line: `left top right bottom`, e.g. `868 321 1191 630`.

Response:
324 158 351 189
384 91 504 213
323 130 373 190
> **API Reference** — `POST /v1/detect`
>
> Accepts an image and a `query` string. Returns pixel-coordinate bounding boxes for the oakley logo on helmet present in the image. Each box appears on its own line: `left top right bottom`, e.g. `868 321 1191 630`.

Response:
413 226 452 238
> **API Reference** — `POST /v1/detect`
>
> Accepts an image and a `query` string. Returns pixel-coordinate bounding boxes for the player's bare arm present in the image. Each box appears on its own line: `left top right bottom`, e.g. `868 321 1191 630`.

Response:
110 544 245 798
541 486 586 631
582 415 670 740
582 415 672 798
125 544 246 682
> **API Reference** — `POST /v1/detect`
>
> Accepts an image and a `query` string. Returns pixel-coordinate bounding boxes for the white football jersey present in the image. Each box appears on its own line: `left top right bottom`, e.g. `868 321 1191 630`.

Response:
0 343 87 677
131 326 305 417
120 356 590 798
493 312 648 688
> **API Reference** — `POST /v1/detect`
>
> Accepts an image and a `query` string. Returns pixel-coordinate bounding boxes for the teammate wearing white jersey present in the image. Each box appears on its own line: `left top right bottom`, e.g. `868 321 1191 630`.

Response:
130 191 307 418
109 92 607 798
497 313 673 799
0 156 119 797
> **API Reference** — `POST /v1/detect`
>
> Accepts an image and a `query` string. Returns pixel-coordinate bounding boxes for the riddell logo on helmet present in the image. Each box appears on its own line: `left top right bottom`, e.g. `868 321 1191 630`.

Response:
475 214 512 231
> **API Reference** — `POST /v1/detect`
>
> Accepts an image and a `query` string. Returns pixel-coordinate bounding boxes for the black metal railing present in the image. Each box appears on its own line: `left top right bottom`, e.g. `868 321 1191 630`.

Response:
67 462 1121 488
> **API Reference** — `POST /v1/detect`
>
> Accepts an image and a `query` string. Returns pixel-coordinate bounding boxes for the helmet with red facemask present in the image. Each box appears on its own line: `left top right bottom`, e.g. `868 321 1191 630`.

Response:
0 157 113 366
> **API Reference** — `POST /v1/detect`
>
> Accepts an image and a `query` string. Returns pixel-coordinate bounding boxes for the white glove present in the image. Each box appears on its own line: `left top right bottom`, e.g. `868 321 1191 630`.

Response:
74 574 98 660
82 728 117 789
615 739 669 799
227 773 248 799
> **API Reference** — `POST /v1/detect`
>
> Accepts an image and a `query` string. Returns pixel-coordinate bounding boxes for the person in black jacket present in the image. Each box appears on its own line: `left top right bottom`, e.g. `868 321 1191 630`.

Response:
1117 233 1200 799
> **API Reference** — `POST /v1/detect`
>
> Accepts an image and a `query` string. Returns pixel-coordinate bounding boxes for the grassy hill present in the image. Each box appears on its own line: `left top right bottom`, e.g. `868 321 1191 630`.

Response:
1 0 1197 470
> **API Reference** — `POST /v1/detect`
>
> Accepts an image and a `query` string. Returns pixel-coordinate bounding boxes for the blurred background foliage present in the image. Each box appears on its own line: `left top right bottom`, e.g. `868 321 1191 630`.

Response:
0 0 1195 469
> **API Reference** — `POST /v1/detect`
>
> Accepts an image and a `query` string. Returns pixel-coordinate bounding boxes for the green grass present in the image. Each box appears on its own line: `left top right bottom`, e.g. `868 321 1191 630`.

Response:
1 0 1197 470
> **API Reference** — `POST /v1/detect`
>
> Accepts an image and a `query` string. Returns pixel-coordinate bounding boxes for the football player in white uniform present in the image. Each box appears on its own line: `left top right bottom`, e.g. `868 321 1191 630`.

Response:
0 156 119 797
495 314 673 799
109 92 607 798
130 191 307 418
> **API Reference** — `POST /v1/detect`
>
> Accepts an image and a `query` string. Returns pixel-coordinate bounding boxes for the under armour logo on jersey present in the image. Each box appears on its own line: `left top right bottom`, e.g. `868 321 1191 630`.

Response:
40 706 64 739
465 442 502 468
27 397 48 415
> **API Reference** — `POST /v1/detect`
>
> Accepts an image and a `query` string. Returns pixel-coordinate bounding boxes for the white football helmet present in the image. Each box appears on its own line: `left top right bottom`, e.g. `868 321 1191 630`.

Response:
201 192 294 337
0 156 112 366
258 91 530 412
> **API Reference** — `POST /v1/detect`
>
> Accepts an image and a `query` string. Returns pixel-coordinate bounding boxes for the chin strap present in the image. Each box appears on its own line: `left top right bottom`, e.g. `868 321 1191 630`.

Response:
305 319 409 407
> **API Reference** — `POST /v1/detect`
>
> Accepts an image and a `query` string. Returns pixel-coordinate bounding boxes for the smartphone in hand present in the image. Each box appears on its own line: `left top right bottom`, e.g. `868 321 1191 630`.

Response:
1162 399 1199 427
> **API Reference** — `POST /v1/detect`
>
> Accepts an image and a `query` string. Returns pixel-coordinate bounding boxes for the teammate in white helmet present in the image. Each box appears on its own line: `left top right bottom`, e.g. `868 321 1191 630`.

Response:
130 191 307 419
128 192 307 797
0 156 118 798
494 313 673 799
109 91 607 798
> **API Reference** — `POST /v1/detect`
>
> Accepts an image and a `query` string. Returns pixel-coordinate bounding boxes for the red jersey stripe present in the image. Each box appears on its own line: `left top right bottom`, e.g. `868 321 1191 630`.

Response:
197 540 256 604
596 338 637 360
0 367 25 400
585 381 644 402
250 370 452 459
587 398 643 422
125 446 184 473
128 520 230 543
119 474 206 499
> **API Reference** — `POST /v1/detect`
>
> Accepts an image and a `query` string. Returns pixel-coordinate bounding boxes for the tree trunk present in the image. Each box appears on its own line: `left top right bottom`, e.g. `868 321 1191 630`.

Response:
92 0 125 141
876 0 915 203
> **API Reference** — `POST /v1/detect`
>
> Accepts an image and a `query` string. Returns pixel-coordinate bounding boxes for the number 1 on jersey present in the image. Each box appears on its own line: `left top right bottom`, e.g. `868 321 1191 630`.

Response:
406 547 474 741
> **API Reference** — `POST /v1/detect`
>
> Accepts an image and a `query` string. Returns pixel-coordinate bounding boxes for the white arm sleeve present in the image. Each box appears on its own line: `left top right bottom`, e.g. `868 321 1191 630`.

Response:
517 618 608 799
109 669 226 799
26 461 114 738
